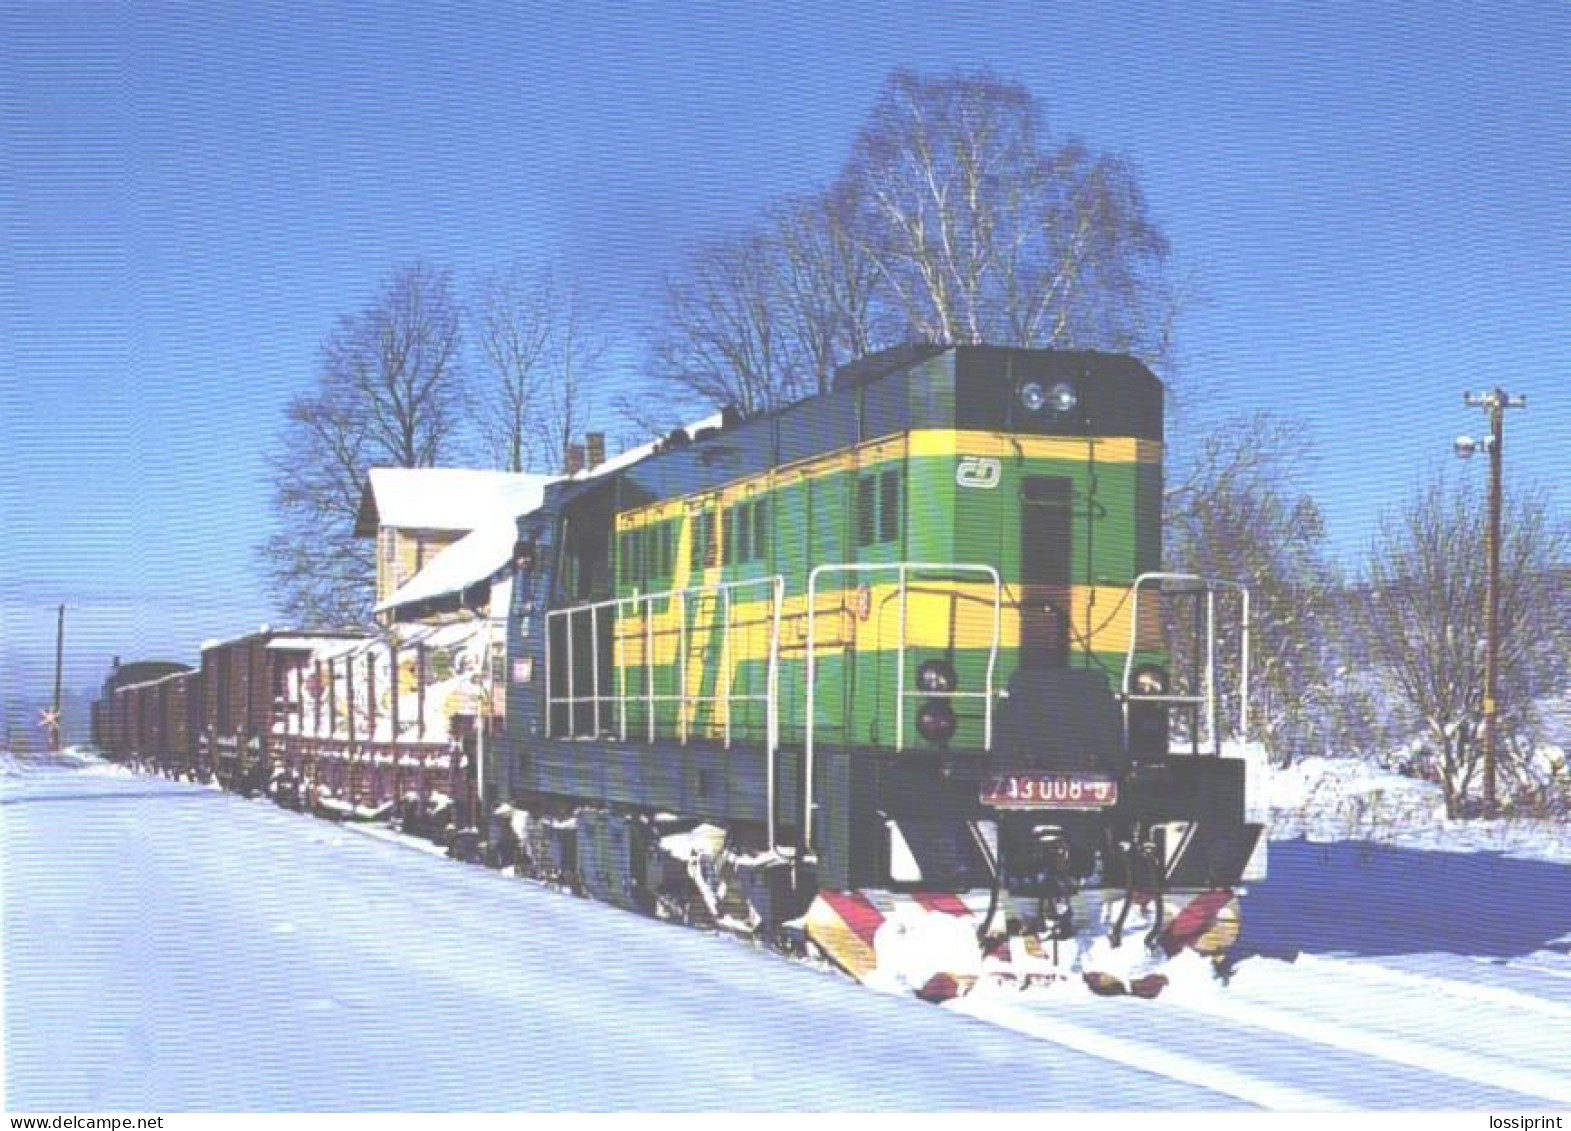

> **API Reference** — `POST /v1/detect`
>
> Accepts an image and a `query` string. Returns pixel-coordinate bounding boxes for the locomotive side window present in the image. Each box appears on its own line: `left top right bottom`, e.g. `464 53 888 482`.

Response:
688 506 720 570
879 469 901 544
856 468 903 547
721 497 769 565
689 512 706 570
726 502 740 564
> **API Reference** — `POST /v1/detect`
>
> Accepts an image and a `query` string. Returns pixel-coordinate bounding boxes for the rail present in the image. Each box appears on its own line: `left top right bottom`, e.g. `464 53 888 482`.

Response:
803 562 1002 851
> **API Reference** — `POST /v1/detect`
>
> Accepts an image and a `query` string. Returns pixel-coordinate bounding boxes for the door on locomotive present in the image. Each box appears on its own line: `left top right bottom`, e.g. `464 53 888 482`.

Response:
1018 474 1073 668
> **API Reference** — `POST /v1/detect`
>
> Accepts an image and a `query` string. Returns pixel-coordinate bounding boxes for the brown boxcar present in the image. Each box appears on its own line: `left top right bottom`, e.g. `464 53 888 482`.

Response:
92 658 190 759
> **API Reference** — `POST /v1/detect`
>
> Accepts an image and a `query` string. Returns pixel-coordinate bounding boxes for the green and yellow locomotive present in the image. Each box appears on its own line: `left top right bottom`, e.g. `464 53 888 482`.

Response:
508 344 1263 997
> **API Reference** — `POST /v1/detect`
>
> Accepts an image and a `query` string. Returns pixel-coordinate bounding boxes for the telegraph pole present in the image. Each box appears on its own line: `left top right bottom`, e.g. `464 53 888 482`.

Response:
1455 389 1526 816
51 603 65 752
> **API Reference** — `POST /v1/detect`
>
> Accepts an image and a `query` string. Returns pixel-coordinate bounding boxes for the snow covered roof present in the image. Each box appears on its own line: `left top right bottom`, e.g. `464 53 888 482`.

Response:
264 634 368 654
375 518 519 614
354 469 554 537
116 667 198 693
359 416 728 608
201 628 368 652
564 412 726 482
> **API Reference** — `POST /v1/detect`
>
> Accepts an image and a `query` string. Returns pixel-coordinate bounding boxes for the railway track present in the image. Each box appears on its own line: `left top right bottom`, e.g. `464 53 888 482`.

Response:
956 948 1571 1110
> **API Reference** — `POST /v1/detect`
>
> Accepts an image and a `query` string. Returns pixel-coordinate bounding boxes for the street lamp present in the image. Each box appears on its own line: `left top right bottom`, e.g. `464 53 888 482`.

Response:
1454 387 1526 817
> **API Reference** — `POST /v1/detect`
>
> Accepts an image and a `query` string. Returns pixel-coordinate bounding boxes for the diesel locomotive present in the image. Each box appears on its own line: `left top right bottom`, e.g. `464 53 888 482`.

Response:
505 344 1264 996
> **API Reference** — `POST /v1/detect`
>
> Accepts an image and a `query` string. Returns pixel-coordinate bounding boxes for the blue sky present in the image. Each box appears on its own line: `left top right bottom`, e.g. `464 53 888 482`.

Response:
3 0 1567 699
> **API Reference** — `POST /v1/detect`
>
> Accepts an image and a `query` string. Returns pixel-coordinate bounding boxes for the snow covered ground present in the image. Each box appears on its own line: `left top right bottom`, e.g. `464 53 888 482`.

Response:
1265 752 1570 863
3 750 1568 1111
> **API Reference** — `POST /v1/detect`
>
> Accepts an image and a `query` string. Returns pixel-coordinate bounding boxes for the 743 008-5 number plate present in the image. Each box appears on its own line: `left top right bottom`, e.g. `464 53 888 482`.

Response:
980 773 1119 809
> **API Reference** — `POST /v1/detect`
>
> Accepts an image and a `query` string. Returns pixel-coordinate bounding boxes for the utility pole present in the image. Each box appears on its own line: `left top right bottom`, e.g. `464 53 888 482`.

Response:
52 603 65 752
1454 388 1526 816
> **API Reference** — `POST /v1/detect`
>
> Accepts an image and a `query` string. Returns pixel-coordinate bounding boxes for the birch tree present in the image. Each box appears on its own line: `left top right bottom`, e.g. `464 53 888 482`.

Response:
842 70 1170 354
653 68 1173 414
535 279 603 473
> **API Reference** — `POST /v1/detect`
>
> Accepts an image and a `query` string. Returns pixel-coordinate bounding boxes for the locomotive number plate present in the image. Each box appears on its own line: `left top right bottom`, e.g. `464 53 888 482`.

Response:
980 773 1118 809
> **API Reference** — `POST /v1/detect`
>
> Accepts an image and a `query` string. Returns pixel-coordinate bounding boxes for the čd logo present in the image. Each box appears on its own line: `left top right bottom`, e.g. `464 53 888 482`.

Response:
955 456 1001 490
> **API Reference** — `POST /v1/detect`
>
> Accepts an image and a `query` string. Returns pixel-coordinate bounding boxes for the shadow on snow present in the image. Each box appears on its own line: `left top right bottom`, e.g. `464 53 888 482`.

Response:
1238 838 1571 960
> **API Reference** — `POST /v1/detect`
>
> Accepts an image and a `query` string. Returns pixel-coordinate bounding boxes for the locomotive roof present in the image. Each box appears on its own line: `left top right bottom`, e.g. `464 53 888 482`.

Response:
525 345 1162 528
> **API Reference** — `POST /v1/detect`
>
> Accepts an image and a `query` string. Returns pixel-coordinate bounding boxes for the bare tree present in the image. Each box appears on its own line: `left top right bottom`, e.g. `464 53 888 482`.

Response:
650 192 886 417
651 230 792 416
652 68 1174 415
1357 472 1569 816
768 190 884 394
1164 413 1311 525
842 69 1170 354
335 263 466 467
259 384 375 624
535 279 603 473
260 263 468 624
470 264 553 472
1168 448 1337 764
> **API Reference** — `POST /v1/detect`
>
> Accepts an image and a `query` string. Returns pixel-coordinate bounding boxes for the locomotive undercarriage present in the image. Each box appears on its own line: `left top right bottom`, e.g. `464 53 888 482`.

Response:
494 772 1258 1001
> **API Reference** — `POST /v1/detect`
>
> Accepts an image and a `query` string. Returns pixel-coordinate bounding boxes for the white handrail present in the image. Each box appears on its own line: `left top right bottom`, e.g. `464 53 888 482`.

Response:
804 562 1002 852
1120 571 1251 754
544 574 784 745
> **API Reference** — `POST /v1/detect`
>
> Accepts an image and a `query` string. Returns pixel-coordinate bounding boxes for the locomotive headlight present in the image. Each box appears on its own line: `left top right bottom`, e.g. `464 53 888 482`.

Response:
916 700 958 746
916 658 958 693
1018 380 1047 413
1132 662 1169 696
1048 381 1079 414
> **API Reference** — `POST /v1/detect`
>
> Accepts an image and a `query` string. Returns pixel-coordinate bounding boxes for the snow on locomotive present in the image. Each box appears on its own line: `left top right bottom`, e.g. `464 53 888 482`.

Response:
505 344 1265 998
